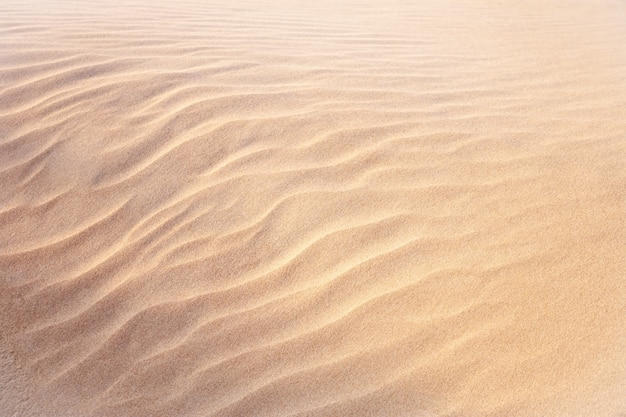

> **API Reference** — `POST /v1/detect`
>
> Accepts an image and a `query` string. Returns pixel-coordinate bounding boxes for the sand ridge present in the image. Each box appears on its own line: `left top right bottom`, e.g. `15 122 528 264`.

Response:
1 0 625 416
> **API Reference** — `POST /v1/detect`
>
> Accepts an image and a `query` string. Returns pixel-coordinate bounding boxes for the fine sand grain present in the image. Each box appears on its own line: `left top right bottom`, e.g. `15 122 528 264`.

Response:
1 1 625 416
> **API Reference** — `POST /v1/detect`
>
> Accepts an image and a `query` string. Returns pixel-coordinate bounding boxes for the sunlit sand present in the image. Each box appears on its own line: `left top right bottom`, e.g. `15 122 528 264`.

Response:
1 1 625 416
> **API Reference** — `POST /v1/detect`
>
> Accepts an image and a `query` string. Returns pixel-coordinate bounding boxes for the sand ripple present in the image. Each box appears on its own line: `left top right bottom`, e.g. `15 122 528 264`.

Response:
1 1 625 416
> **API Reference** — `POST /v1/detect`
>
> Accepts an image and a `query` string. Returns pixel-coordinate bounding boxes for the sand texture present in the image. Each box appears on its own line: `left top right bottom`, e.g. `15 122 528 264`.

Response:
1 0 625 416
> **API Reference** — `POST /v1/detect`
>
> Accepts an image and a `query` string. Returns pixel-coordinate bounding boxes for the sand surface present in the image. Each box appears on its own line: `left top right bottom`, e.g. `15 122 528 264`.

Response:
1 0 625 416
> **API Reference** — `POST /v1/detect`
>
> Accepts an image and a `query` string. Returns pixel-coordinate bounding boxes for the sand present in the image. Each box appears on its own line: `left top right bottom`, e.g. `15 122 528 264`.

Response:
1 0 625 416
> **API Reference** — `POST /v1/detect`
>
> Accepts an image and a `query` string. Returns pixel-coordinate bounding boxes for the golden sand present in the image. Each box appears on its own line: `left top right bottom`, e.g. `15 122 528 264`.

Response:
1 1 625 416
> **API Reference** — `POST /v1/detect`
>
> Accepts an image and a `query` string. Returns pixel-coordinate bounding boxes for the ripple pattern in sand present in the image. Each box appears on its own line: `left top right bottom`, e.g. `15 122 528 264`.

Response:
1 1 625 416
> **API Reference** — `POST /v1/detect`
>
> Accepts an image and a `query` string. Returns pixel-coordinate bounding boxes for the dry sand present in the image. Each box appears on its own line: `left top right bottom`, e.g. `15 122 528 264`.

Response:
1 0 625 416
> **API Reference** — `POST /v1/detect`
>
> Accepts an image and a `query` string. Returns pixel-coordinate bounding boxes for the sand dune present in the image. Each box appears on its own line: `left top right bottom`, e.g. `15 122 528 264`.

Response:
1 0 625 416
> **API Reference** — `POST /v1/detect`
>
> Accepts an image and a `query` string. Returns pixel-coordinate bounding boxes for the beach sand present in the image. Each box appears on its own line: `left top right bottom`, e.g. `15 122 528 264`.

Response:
1 1 625 416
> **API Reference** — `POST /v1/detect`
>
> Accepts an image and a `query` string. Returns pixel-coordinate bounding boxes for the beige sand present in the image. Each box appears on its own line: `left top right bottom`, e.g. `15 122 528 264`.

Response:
1 0 625 416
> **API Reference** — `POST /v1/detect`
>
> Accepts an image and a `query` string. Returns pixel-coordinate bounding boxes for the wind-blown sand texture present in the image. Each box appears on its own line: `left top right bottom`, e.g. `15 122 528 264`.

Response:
1 0 625 416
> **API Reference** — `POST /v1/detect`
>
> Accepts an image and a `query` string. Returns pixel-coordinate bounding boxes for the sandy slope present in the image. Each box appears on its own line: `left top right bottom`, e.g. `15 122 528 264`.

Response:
1 0 625 416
